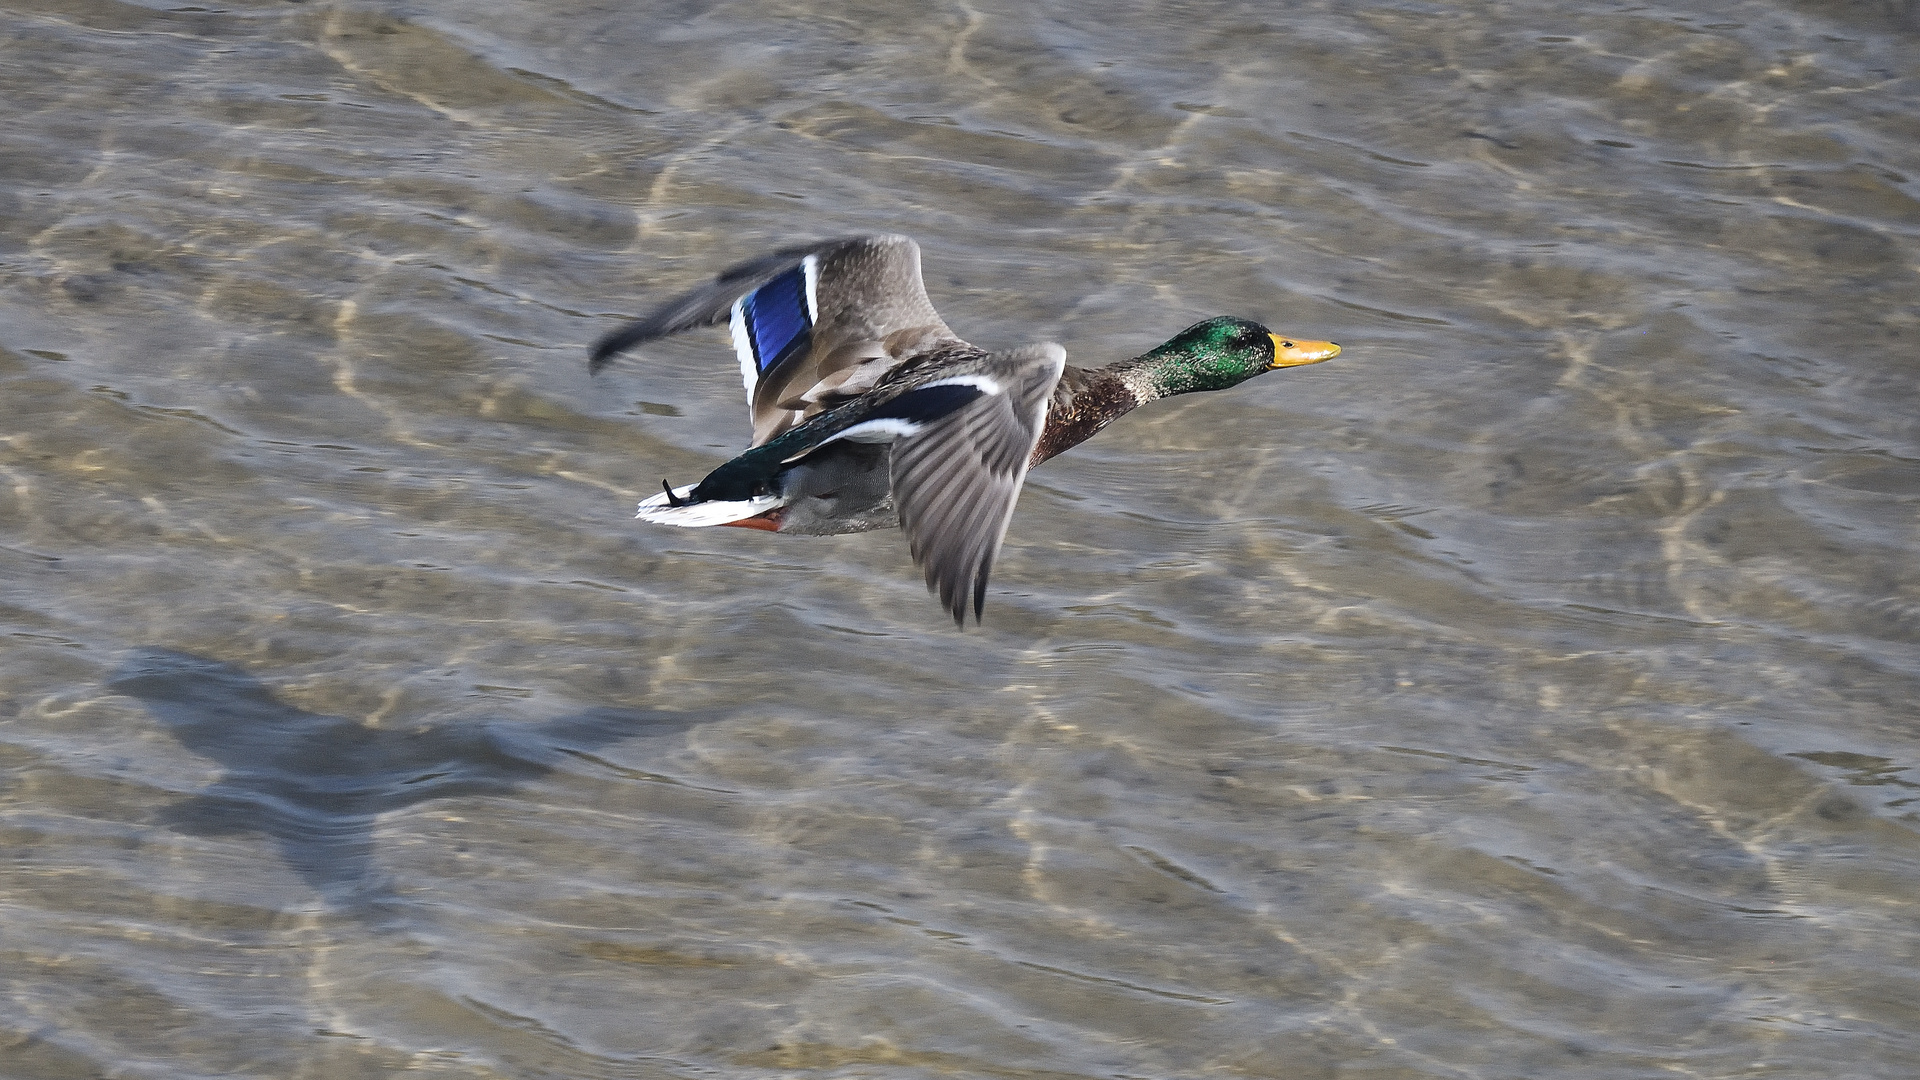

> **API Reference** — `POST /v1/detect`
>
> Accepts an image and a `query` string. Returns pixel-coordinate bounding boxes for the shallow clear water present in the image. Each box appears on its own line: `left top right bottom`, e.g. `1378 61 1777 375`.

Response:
3 0 1917 1076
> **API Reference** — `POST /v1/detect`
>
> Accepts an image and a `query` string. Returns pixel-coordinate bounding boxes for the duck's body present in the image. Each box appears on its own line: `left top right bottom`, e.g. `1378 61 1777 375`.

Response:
590 235 1339 623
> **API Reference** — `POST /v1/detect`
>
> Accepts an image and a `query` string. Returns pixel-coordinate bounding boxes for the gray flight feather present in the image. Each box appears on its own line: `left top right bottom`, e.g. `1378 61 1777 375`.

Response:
590 235 961 446
890 344 1066 625
588 243 821 372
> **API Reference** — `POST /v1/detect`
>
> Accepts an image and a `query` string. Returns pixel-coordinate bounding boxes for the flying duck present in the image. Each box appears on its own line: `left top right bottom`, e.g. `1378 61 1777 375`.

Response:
590 235 1339 624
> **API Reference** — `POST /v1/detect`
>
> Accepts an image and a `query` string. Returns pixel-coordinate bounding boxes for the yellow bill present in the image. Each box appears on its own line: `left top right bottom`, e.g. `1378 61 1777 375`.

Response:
1270 335 1341 368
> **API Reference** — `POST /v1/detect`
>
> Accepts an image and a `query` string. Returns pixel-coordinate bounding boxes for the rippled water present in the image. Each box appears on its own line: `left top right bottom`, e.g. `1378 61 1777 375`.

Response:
3 0 1917 1076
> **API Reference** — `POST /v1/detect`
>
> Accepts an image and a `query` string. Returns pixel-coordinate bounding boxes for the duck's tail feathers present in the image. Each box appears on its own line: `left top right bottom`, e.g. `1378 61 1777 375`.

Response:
636 483 783 528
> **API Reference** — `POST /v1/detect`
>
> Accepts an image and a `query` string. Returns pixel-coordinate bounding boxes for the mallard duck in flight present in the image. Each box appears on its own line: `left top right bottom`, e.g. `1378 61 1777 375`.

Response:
590 235 1339 625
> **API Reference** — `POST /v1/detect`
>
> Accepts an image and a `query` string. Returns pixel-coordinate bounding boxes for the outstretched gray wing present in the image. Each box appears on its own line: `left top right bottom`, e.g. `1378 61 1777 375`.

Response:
588 243 823 370
589 234 963 446
889 343 1067 625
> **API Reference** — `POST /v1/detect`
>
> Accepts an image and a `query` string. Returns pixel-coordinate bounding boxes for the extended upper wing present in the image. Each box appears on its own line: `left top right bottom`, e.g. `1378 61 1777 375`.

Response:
589 235 964 446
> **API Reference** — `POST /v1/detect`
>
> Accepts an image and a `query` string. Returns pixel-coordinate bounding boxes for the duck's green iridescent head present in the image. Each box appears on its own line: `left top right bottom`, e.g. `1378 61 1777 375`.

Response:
1137 316 1340 397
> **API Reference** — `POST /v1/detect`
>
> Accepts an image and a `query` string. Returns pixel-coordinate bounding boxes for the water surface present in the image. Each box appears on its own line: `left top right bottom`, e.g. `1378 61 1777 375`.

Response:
2 0 1917 1076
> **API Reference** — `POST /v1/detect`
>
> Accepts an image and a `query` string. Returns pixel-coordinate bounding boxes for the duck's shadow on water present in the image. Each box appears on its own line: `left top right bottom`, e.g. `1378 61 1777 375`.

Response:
109 648 701 919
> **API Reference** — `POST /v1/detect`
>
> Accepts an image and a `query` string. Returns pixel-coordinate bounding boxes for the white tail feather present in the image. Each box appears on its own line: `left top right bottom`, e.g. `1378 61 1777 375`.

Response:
635 484 782 528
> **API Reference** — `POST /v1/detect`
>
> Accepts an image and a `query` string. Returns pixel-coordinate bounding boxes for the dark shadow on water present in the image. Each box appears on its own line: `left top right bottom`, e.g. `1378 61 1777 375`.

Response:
108 648 703 918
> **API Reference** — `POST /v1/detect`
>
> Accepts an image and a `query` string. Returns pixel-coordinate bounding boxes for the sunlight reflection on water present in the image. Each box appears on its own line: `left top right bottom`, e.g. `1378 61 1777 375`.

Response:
1 0 1916 1076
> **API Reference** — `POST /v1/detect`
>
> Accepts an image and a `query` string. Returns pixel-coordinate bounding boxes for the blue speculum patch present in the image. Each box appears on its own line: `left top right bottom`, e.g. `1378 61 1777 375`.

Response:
742 267 811 376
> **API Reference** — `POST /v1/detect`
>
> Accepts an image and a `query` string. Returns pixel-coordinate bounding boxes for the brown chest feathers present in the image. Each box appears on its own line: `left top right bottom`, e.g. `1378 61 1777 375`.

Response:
1029 365 1146 467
